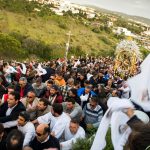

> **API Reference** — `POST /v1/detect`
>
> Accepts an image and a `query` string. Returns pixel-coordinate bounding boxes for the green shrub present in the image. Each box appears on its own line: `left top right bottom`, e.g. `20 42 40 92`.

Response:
0 33 25 59
140 47 150 59
92 28 101 33
58 22 68 29
0 0 38 14
69 46 86 57
99 36 112 45
72 136 95 150
72 128 113 150
2 32 63 60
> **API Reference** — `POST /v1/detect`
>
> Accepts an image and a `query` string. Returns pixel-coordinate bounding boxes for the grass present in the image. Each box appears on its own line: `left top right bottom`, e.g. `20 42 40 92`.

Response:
0 5 119 59
0 0 149 60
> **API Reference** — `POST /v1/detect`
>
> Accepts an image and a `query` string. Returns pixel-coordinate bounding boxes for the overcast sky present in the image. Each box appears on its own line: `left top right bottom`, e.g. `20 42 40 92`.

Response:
68 0 150 19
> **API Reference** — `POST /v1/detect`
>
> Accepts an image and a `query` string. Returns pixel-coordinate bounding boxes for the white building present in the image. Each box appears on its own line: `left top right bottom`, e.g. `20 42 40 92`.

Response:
142 30 150 36
50 8 63 15
107 21 113 27
114 27 132 36
34 8 41 12
28 0 96 18
87 13 95 19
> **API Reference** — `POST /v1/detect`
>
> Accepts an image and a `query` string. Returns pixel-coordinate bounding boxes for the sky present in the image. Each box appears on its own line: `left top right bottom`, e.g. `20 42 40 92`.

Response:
68 0 150 19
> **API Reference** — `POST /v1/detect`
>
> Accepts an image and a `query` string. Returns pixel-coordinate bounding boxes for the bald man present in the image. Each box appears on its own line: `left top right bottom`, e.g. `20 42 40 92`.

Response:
29 124 60 150
23 146 33 150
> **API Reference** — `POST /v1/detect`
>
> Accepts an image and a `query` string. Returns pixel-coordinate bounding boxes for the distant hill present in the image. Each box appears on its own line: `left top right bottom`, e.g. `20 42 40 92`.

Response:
87 5 150 25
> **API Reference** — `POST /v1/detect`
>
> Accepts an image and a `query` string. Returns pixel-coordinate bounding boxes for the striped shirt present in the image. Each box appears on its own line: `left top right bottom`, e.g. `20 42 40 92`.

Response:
83 103 103 128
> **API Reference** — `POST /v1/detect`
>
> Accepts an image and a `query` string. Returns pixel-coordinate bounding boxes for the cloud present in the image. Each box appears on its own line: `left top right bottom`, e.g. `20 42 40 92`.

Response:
135 0 141 4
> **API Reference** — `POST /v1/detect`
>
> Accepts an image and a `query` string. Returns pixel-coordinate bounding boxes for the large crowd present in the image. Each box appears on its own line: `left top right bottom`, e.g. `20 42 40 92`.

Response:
0 56 149 150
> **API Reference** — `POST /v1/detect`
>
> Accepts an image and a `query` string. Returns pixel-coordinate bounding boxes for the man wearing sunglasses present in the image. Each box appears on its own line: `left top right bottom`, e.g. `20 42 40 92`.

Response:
21 91 39 119
30 124 60 150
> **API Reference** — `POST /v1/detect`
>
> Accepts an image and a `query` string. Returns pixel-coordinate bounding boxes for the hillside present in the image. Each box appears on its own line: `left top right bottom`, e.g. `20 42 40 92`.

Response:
0 0 122 60
0 0 148 60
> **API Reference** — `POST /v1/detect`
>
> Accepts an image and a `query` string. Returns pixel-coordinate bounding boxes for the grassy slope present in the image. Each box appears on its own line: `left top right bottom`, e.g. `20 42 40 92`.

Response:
0 8 118 58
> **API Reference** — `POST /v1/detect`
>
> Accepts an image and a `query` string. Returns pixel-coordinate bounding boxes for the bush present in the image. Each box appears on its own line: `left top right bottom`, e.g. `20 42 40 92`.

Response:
0 0 39 14
72 128 113 150
99 36 112 45
6 32 63 60
72 136 95 150
103 26 112 34
140 47 150 59
92 28 101 33
98 48 115 57
69 46 86 57
114 33 126 40
0 33 25 59
58 22 68 29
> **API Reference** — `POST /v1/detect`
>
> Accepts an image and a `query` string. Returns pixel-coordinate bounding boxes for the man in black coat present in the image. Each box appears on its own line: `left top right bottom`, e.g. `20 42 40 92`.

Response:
0 77 6 99
0 123 6 150
0 91 26 124
15 77 33 98
30 124 60 150
41 62 55 82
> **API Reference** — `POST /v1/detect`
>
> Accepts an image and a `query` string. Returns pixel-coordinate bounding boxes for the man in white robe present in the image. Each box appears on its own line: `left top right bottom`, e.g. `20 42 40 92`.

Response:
60 119 85 150
33 103 71 139
17 111 35 147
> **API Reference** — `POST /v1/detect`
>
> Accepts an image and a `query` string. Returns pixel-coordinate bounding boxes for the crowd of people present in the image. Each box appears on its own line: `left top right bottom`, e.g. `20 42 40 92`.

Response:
0 56 149 150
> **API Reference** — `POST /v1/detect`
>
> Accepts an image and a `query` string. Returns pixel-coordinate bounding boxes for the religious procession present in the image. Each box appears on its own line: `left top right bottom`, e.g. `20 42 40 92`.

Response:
0 38 150 150
1 0 150 150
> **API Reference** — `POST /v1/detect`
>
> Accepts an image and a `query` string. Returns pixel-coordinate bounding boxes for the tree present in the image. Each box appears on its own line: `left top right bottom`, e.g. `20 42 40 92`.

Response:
0 33 25 59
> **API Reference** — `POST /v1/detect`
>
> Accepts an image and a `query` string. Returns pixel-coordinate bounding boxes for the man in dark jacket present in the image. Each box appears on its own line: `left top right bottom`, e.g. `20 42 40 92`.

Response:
0 91 26 124
41 62 55 82
0 77 6 99
30 124 60 150
0 123 6 150
48 85 63 105
15 77 33 98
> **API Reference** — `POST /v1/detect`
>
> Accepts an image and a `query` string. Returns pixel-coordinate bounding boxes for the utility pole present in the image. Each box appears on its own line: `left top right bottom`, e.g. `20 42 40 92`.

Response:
65 31 72 61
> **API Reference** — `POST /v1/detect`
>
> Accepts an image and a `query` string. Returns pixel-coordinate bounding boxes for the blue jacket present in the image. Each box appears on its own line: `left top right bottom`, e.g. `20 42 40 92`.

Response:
77 88 97 97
